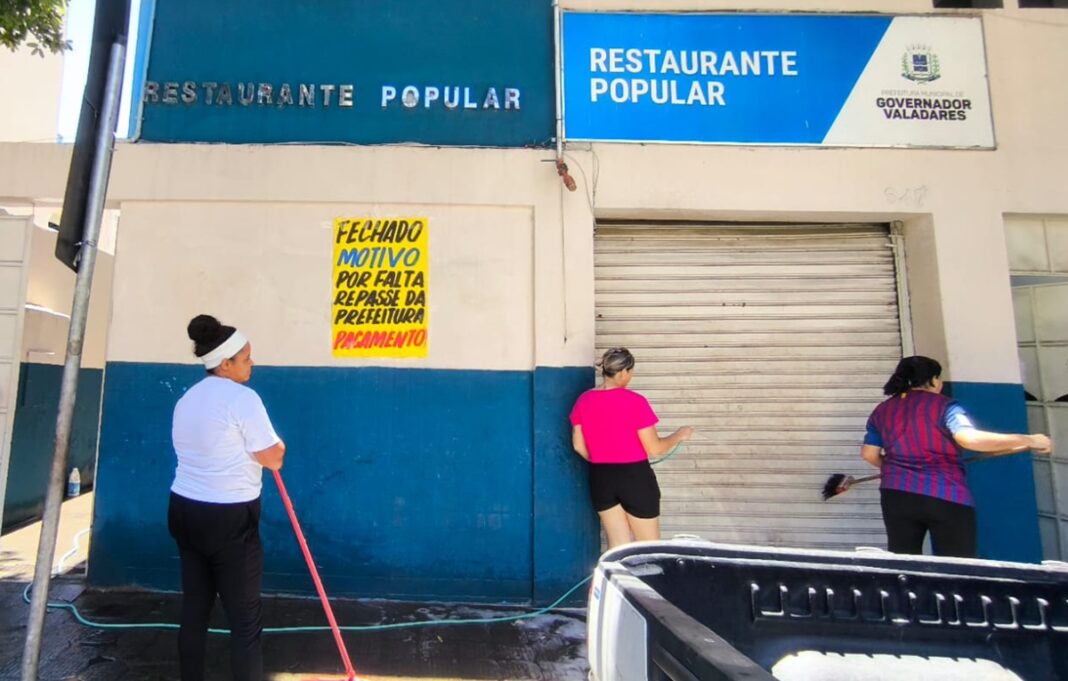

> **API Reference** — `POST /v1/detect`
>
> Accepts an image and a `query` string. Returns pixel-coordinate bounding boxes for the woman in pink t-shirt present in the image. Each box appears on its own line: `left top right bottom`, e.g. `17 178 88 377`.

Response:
570 347 694 548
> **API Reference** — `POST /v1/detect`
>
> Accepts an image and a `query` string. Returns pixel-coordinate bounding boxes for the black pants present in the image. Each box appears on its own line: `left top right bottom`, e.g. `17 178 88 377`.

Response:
168 492 264 681
880 488 977 558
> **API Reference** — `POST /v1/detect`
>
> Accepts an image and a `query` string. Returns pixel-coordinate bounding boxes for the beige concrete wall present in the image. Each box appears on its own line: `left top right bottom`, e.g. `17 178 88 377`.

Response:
22 224 113 369
110 201 537 371
0 46 63 143
554 5 1068 384
562 1 1046 12
0 145 590 371
565 1 944 11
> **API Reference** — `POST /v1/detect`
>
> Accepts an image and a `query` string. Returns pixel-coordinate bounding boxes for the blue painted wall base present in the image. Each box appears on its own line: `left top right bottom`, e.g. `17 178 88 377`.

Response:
2 364 103 532
533 366 599 604
944 381 1042 563
89 366 1046 603
90 363 596 604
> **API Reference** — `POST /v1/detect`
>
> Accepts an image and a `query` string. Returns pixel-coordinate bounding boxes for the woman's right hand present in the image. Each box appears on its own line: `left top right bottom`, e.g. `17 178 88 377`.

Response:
1028 434 1053 455
676 426 694 442
253 440 286 470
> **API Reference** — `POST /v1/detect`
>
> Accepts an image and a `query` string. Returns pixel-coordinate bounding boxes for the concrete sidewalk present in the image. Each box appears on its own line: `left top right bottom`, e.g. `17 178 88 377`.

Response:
0 497 590 681
1 493 95 582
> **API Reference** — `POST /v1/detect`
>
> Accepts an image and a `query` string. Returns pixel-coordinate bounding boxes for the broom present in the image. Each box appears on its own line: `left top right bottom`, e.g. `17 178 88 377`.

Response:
273 470 359 681
821 452 1003 501
821 472 879 500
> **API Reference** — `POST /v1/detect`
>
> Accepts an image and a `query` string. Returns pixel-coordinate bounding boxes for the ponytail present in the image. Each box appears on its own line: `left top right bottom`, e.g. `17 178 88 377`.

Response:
884 356 942 396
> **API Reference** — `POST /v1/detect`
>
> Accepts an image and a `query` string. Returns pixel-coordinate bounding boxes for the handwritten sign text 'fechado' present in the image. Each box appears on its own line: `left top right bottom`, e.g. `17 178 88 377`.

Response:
332 218 429 359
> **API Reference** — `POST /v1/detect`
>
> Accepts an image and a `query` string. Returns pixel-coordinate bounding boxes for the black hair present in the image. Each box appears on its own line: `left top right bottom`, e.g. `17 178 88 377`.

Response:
598 347 635 378
187 314 237 359
883 355 942 396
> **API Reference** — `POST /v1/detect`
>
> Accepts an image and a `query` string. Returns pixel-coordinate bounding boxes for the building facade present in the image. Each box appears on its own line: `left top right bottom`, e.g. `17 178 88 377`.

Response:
1 0 1066 603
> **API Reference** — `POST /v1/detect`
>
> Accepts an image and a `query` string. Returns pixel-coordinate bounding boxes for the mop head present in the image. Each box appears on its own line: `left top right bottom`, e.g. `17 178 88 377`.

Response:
821 473 849 501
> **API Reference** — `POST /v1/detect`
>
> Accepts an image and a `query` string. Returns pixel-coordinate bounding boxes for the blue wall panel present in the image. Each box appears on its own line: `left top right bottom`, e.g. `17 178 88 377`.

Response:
532 366 599 605
139 0 554 146
2 365 103 532
90 363 538 602
944 381 1042 563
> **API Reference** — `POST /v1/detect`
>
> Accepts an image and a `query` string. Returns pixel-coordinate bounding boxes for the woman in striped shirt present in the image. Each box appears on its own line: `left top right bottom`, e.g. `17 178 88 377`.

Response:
860 356 1051 558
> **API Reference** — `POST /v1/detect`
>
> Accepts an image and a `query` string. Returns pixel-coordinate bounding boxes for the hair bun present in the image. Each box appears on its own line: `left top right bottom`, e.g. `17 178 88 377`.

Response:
187 314 222 344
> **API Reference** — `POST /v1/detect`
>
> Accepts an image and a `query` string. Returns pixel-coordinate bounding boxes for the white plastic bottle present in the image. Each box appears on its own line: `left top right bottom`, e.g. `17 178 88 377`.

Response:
67 468 81 498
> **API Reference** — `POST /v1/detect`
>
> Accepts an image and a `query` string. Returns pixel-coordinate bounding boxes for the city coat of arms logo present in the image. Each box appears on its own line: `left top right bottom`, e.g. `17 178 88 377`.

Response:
901 45 941 83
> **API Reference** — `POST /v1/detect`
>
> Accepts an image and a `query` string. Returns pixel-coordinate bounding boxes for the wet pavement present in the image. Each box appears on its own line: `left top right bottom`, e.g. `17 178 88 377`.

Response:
0 497 590 681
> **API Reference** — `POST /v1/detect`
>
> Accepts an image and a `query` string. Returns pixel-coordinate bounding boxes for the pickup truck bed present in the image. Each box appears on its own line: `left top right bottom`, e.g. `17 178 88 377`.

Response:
588 541 1068 681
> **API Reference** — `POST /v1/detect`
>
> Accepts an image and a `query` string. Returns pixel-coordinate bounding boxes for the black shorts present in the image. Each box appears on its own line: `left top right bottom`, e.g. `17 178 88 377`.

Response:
588 460 661 519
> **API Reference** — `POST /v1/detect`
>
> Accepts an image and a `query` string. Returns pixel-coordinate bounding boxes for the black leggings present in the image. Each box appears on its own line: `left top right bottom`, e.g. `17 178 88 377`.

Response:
168 492 264 681
880 488 977 558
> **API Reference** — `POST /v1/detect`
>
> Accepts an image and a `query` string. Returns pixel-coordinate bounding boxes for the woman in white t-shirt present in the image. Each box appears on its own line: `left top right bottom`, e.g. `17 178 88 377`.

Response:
169 314 285 681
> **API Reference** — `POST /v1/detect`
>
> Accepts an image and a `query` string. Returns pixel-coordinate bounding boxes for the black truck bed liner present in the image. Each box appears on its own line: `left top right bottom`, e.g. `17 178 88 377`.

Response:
588 541 1068 681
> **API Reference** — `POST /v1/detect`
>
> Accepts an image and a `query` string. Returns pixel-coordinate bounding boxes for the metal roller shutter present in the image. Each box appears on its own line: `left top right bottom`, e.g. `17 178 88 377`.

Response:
594 222 905 551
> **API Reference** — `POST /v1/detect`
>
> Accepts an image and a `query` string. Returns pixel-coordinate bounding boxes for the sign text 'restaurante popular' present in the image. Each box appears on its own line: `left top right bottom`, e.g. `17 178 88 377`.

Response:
143 81 522 112
332 218 428 359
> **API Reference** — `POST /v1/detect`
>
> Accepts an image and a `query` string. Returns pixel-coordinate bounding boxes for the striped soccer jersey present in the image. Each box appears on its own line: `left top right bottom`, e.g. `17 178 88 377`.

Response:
864 390 975 506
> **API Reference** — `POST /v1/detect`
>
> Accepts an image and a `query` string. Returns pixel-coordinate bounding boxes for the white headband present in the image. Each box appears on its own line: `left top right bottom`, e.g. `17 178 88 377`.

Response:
199 330 248 370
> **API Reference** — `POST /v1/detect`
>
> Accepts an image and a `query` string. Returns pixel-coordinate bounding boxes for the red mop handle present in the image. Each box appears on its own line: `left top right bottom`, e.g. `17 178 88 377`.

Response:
273 470 357 681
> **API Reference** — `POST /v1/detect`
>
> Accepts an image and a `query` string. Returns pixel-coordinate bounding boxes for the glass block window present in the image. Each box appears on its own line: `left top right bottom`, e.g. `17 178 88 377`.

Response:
1008 215 1068 561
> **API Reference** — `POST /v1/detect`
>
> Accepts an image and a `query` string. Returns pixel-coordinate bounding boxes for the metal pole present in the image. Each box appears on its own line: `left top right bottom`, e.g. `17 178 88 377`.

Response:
20 40 125 681
553 0 564 162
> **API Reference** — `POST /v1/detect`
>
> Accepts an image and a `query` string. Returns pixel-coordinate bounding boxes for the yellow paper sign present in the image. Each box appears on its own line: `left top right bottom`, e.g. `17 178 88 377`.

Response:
331 217 428 358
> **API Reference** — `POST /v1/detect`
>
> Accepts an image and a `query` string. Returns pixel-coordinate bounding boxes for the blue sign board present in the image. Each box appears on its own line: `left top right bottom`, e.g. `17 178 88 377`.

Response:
562 13 995 148
137 0 554 147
